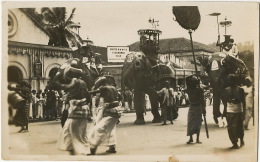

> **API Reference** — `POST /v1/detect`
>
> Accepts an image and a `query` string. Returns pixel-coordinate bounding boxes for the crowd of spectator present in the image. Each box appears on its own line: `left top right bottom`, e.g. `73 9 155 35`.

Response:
29 88 64 121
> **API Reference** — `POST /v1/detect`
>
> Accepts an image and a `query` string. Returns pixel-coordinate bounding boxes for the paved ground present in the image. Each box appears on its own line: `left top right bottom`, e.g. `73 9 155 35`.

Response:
3 105 257 162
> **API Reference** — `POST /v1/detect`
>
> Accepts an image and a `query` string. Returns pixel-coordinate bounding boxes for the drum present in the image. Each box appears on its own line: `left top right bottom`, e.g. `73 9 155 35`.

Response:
8 91 24 109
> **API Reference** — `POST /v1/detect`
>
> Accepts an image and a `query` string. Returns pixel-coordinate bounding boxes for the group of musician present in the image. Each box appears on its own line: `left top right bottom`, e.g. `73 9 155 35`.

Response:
55 68 121 155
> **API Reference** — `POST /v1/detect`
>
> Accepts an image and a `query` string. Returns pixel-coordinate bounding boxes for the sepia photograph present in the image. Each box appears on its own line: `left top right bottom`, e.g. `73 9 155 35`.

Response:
1 1 259 161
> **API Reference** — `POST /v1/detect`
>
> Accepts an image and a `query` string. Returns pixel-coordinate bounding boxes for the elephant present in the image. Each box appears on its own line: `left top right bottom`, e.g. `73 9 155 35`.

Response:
48 58 82 88
198 52 250 125
48 57 102 91
121 52 176 125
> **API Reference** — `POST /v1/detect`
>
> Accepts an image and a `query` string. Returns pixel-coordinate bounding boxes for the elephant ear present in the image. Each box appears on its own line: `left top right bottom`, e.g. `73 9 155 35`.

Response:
144 57 152 72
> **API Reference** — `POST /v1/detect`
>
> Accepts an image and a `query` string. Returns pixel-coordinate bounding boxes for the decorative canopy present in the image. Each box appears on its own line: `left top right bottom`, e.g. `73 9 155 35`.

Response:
138 29 162 36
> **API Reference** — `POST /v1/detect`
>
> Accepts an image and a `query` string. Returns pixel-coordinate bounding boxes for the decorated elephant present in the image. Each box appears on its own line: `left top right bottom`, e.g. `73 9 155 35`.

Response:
121 52 176 125
48 55 102 91
198 52 250 126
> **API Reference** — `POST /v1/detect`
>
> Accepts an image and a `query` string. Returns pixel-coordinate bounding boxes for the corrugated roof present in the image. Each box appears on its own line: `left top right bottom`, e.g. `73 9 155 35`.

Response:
129 37 219 53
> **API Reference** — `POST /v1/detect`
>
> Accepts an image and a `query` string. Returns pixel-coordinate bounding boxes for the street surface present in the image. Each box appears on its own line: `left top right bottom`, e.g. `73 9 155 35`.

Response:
4 105 257 162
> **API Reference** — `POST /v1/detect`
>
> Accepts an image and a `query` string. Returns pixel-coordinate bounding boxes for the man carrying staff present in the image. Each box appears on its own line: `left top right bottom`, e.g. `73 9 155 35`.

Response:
222 74 245 149
88 75 121 155
186 75 206 144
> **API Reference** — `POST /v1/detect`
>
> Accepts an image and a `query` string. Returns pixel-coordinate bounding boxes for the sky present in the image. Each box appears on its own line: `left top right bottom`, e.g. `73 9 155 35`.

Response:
65 2 259 47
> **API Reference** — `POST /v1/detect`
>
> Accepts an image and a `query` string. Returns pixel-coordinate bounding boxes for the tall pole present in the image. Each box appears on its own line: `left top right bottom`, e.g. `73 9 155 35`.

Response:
209 12 221 52
217 15 221 52
188 30 198 77
217 16 220 36
189 29 209 138
225 24 227 34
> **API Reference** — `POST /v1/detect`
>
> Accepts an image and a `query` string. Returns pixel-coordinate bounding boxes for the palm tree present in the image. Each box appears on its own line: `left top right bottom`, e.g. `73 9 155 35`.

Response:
39 7 83 48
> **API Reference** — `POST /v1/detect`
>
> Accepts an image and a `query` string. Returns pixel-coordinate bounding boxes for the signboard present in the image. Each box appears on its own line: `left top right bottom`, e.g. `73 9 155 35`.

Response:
107 46 129 62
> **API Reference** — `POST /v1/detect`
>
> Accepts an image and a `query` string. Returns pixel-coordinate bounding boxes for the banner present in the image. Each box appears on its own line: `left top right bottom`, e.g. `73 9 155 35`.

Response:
107 46 129 62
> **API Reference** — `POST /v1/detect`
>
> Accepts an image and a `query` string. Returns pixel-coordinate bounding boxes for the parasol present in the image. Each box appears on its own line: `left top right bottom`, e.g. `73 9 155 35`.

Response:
172 6 209 138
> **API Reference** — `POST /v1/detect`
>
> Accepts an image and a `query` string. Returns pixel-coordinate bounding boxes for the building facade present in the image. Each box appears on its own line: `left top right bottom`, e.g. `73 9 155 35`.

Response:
7 9 73 91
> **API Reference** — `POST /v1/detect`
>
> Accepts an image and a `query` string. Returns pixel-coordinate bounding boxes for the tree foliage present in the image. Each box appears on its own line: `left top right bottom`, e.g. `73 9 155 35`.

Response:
37 7 83 48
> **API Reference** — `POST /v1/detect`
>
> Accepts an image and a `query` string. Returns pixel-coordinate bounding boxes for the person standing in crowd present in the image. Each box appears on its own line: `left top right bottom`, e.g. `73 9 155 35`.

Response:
54 90 60 120
157 81 174 125
41 92 47 119
43 89 49 118
186 75 206 144
90 56 101 77
88 76 121 155
31 90 37 119
145 94 151 111
181 91 186 106
94 53 103 75
36 91 44 119
184 91 189 106
46 89 56 120
131 90 135 110
222 74 245 149
127 89 133 111
8 81 31 132
57 68 91 155
242 77 253 130
123 88 130 112
177 91 181 107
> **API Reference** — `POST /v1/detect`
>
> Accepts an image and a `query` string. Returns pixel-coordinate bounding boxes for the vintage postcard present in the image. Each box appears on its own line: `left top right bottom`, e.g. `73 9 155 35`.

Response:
2 1 259 162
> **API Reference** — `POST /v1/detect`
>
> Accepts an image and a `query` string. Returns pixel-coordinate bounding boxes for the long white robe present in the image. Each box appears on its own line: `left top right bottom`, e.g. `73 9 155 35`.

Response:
57 100 90 155
88 98 118 147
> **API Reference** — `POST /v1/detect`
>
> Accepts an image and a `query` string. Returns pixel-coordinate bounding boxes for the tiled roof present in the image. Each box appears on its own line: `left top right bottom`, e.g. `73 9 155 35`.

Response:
129 37 219 53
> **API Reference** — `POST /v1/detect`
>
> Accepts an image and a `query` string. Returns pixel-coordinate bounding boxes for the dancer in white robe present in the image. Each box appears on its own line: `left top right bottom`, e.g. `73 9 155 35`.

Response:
88 76 121 155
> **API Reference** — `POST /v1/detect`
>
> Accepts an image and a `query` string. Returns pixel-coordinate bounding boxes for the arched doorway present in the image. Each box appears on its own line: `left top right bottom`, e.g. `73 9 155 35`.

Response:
49 68 58 79
8 66 23 83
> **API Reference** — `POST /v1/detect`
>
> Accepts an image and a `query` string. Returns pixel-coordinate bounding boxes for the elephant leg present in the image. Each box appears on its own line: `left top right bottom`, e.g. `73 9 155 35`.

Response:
134 89 145 125
145 88 161 123
213 89 222 124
